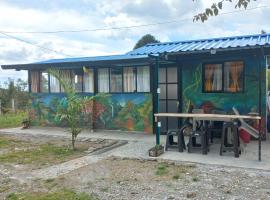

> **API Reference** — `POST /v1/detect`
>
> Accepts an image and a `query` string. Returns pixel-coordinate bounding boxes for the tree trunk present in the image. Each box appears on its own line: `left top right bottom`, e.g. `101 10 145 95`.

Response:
72 134 76 150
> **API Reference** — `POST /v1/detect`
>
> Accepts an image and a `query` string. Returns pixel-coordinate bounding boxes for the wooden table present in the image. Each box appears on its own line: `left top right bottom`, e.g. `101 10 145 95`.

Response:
154 113 262 161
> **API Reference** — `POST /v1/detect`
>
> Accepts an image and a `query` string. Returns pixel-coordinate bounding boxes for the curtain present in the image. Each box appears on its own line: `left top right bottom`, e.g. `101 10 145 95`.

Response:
50 74 60 93
137 66 150 92
225 61 243 92
110 68 122 92
123 67 136 92
98 68 109 92
83 68 94 93
204 64 222 91
30 71 39 93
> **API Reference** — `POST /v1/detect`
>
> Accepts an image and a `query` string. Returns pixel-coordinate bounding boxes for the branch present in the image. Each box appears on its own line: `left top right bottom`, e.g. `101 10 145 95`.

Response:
193 0 256 22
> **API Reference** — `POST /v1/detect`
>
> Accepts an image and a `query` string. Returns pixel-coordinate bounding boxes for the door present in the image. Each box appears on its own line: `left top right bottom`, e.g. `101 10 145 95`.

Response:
158 66 180 134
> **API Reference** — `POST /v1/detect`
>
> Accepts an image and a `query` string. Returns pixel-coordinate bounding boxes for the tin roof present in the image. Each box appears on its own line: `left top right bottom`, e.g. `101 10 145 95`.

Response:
127 33 270 55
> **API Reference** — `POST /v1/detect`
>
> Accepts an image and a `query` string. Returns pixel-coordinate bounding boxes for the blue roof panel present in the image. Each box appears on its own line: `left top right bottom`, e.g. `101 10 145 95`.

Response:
127 33 270 55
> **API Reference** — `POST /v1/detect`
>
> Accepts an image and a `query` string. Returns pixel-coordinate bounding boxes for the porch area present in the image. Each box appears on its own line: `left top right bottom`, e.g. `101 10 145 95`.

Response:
0 127 269 170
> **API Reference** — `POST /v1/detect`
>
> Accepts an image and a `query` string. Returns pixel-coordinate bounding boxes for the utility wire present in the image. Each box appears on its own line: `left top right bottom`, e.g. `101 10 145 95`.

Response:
0 4 269 34
0 31 72 57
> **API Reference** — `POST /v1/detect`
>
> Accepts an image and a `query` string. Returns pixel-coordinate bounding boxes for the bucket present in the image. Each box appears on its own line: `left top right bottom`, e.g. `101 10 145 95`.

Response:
239 129 251 143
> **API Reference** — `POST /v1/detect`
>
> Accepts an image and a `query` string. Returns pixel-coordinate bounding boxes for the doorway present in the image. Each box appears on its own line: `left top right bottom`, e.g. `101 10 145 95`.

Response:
158 66 181 134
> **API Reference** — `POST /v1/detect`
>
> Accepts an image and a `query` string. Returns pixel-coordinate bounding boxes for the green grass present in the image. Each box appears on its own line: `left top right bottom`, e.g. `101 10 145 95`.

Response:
0 136 23 148
0 112 27 129
6 189 99 200
0 143 86 166
155 164 168 176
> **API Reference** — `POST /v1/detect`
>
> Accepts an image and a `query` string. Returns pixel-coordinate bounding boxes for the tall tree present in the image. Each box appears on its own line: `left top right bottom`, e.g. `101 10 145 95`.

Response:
193 0 257 22
133 34 159 50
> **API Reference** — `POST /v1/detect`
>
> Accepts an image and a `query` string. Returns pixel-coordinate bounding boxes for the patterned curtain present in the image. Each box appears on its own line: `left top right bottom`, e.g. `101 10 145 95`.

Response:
30 71 39 93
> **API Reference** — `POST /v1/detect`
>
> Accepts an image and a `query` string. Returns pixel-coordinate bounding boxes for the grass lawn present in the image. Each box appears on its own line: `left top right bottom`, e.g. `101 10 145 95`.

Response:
0 136 88 168
0 142 87 167
0 112 27 129
6 189 98 200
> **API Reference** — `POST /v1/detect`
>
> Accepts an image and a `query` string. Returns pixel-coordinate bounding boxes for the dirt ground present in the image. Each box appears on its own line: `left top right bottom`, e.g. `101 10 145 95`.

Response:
1 133 270 200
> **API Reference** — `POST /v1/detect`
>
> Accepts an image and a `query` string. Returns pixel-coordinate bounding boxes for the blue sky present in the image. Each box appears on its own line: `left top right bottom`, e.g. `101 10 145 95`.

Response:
0 0 270 84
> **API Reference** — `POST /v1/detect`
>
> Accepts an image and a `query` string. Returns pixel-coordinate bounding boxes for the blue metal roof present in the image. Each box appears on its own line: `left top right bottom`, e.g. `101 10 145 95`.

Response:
127 33 270 55
34 54 148 64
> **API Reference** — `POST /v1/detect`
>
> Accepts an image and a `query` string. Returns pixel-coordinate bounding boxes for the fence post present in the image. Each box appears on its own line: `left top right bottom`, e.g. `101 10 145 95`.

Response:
0 99 1 115
11 98 15 112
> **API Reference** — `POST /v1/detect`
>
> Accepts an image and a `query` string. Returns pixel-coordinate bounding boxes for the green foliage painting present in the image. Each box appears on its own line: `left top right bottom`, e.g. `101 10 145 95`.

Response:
30 93 153 134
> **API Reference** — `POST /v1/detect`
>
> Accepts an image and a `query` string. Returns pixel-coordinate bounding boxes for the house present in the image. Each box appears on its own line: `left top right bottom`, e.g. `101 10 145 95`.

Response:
2 33 270 136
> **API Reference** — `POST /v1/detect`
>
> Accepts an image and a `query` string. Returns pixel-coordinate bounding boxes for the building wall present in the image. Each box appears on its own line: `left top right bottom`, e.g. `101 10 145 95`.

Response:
29 93 153 133
181 52 267 133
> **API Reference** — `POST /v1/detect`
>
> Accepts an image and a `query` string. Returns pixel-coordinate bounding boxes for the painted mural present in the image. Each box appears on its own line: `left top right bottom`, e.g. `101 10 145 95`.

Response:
181 56 267 134
29 93 153 134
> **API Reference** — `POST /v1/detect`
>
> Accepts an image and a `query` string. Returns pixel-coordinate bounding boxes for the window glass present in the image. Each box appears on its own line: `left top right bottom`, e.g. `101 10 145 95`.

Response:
110 68 122 92
123 67 136 92
137 66 150 92
83 68 94 93
73 70 83 92
159 68 166 83
204 64 222 92
40 72 49 93
98 68 109 93
30 71 39 93
224 61 244 92
50 74 60 93
60 70 73 92
167 67 177 83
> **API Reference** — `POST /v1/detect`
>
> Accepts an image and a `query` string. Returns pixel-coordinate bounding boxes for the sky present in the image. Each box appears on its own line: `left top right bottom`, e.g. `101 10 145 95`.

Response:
0 0 270 84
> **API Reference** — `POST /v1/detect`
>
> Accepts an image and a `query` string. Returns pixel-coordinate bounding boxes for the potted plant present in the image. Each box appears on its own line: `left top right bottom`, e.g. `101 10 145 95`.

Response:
148 144 164 157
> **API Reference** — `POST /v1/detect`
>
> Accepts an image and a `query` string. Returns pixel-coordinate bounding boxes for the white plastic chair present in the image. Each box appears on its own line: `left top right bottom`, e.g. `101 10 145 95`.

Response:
232 107 259 139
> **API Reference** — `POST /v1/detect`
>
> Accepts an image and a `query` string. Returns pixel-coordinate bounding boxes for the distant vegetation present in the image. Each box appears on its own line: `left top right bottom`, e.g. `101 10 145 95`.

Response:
0 111 27 129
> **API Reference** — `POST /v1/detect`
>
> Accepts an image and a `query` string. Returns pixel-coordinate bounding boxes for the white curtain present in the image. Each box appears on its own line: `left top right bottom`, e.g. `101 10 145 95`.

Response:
50 74 60 93
212 65 222 91
137 66 150 92
98 68 109 92
83 68 94 93
123 67 136 92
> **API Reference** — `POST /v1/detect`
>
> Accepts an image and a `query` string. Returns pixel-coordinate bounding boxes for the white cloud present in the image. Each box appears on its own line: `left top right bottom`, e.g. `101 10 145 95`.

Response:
0 0 270 84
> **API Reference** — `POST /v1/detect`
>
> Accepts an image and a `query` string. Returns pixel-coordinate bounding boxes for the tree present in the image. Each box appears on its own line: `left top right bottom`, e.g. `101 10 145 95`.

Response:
48 69 92 150
133 34 159 50
193 0 256 22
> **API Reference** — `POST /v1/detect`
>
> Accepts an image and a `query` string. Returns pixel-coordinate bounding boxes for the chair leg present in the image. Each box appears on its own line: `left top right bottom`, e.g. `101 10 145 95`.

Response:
178 133 184 152
220 125 225 156
165 134 169 151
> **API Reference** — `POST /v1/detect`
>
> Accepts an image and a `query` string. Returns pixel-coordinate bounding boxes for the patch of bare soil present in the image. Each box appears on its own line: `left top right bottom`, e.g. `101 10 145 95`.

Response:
51 157 270 200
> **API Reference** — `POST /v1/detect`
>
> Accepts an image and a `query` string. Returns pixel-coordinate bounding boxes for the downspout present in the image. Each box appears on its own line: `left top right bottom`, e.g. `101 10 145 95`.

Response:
156 55 160 145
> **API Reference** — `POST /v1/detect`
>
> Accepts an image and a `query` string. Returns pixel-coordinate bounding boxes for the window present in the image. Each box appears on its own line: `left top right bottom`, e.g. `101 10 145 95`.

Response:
60 70 73 92
203 61 244 93
50 74 60 93
110 68 122 92
137 66 150 92
73 70 83 92
40 72 49 93
30 71 39 93
98 68 109 92
204 64 222 92
224 61 244 92
83 68 94 93
123 67 136 92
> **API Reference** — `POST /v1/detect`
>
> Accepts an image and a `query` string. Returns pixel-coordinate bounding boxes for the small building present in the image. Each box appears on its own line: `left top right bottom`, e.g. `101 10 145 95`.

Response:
2 33 270 136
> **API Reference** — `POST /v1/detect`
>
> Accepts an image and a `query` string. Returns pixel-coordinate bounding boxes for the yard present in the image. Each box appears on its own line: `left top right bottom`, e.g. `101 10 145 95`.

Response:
0 132 270 200
0 112 27 129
